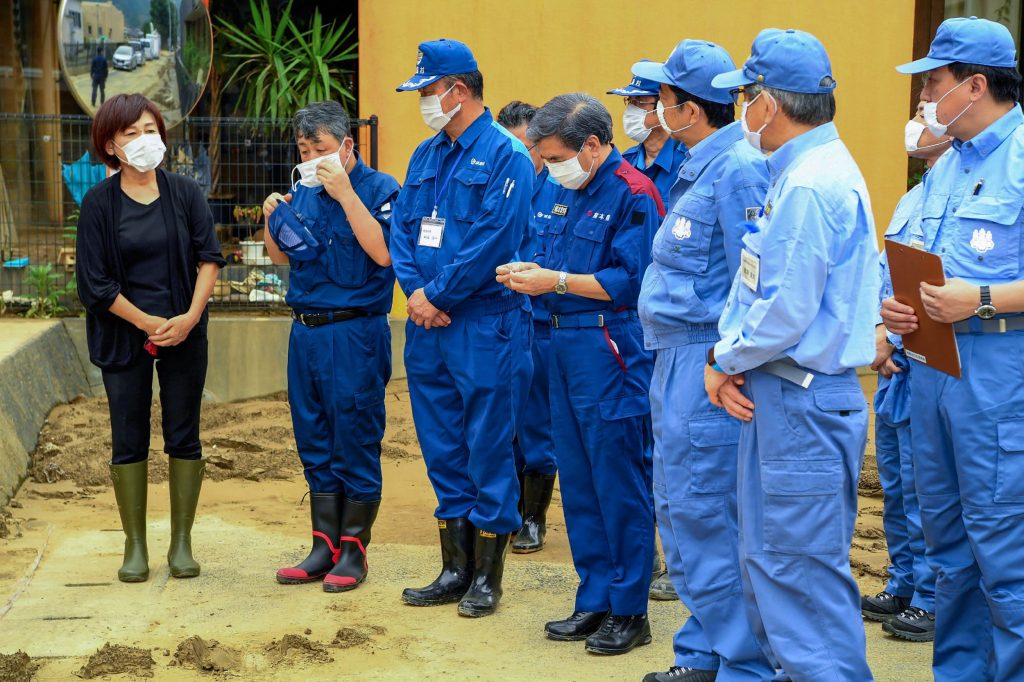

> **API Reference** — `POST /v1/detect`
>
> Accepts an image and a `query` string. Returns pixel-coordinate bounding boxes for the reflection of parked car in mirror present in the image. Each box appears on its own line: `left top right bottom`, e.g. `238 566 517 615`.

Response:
113 45 135 70
128 42 144 67
140 40 152 60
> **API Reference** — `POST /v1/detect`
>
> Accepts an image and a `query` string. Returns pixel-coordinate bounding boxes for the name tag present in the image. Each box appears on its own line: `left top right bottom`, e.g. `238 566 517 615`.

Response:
418 217 445 248
740 248 760 291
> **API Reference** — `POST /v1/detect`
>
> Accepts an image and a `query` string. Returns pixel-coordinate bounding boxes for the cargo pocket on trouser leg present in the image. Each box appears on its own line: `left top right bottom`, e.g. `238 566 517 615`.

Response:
761 460 843 555
353 386 387 446
688 415 740 495
996 419 1024 503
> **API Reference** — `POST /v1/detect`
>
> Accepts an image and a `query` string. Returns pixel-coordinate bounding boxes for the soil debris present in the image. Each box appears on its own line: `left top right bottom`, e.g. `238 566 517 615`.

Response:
331 624 388 649
264 634 332 665
77 642 154 679
171 635 241 673
0 650 38 682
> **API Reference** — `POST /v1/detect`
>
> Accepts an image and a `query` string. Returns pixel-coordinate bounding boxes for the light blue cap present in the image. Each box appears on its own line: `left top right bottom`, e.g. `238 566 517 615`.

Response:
632 40 736 104
896 17 1017 74
711 29 836 94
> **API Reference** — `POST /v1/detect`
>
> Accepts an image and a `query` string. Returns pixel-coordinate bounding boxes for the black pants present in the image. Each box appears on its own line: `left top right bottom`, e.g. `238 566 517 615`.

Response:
91 78 105 106
102 334 208 465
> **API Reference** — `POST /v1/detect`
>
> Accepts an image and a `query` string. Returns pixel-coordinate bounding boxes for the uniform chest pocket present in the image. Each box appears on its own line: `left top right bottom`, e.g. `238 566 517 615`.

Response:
652 195 716 274
404 172 437 219
451 166 490 222
567 217 610 273
325 223 370 288
952 195 1023 279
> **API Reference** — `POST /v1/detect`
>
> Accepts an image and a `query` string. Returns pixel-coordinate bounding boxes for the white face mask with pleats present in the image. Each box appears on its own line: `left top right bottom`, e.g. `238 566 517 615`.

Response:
114 133 166 172
623 104 654 143
656 101 693 135
420 84 461 132
545 144 596 190
741 91 773 154
290 146 352 190
923 78 972 137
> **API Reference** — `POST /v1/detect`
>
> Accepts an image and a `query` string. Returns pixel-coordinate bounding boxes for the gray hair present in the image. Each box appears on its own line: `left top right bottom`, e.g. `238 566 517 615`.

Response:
292 101 351 143
526 93 613 148
746 83 835 126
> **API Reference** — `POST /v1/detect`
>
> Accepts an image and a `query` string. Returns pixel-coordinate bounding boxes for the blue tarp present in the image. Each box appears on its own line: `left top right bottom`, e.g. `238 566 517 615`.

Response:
62 152 108 206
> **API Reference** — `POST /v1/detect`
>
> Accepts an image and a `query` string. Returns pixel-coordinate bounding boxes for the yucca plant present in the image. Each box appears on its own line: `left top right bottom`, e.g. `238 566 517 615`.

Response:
216 0 357 127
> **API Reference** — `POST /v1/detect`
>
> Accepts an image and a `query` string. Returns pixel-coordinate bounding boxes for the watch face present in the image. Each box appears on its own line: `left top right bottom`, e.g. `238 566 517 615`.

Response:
555 283 567 294
977 304 997 320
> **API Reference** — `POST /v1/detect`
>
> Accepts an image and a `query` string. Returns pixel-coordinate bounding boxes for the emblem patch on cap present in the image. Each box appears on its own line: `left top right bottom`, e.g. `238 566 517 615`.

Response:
416 50 424 66
672 216 692 240
971 228 995 253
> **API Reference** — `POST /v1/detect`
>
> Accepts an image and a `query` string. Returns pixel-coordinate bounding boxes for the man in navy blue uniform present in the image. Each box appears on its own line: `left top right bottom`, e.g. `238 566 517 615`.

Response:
497 101 561 554
609 68 687 208
262 101 399 593
498 93 664 655
391 39 535 618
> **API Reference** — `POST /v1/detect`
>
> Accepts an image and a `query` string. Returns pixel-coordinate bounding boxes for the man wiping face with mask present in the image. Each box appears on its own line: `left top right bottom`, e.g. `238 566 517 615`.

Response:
261 100 400 595
608 68 687 209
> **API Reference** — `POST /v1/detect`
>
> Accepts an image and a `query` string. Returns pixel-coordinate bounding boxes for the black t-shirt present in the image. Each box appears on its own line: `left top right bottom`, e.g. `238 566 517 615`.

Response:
118 191 175 317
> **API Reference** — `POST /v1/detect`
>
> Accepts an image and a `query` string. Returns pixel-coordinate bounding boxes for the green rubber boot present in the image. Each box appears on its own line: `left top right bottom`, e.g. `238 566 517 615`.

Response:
109 460 149 583
167 457 205 578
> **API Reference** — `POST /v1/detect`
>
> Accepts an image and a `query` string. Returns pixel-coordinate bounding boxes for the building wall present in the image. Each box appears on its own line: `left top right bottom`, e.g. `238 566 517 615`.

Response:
359 0 917 316
81 1 125 42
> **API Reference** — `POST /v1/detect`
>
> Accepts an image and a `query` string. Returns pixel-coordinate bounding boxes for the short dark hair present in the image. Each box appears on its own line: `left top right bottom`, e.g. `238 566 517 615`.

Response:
444 71 484 100
496 100 537 129
948 62 1022 104
746 83 835 126
91 94 167 169
292 100 351 143
666 85 734 129
527 93 613 148
97 46 104 55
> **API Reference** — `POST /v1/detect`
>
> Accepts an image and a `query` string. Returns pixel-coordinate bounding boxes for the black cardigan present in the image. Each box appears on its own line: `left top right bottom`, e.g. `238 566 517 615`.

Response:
76 169 226 370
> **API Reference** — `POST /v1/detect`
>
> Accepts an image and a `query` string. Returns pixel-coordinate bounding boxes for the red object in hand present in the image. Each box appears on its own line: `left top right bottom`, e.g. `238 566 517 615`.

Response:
144 340 159 357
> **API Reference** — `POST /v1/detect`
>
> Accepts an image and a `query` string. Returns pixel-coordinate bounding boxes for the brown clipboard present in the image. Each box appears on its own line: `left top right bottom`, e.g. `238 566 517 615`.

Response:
884 239 961 378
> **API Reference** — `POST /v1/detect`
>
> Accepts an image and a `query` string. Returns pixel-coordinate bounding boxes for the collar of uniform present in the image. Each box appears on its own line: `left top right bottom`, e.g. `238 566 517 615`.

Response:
583 146 625 196
624 139 680 173
678 121 742 181
347 153 368 186
952 103 1023 158
767 122 839 181
427 107 494 151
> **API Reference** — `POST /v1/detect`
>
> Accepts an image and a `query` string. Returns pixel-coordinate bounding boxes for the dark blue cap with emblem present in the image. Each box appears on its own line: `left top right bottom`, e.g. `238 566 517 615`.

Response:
396 38 478 91
633 39 737 104
896 16 1017 74
712 28 836 94
607 63 662 96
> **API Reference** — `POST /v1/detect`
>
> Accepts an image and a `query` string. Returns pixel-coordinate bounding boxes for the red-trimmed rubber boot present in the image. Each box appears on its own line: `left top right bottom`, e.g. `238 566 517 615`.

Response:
276 492 342 584
323 499 380 593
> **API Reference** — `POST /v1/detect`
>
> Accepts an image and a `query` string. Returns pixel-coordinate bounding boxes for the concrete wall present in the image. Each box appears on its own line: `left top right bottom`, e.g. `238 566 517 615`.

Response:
0 321 89 505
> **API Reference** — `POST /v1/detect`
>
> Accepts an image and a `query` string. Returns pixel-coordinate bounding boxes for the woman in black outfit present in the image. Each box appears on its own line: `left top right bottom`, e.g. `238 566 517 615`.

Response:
76 94 224 582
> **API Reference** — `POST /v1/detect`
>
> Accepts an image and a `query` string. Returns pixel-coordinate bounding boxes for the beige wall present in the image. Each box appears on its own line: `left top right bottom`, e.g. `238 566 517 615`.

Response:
82 1 125 42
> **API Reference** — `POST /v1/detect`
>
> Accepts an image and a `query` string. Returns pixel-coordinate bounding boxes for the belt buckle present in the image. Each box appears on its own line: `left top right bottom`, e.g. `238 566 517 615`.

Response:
597 314 604 328
1000 318 1008 333
298 313 307 326
551 315 560 329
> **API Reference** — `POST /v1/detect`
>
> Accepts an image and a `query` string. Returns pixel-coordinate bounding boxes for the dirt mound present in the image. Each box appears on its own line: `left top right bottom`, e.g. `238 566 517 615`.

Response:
0 651 38 682
78 643 154 679
331 624 387 649
170 636 242 673
264 634 332 665
0 509 17 539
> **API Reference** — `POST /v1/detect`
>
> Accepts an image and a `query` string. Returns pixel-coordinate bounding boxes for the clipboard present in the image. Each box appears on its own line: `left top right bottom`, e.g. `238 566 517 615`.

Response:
884 239 961 378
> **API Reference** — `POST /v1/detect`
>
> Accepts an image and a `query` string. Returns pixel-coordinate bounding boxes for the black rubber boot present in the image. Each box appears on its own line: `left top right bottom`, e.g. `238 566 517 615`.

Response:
585 614 653 655
167 457 205 578
511 473 555 554
323 498 380 593
276 492 342 584
402 518 475 606
458 531 510 617
861 590 911 622
109 460 149 582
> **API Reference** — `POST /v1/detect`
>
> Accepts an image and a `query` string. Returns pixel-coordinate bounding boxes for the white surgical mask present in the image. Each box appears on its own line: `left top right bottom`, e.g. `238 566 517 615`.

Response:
923 78 972 137
656 100 693 135
419 84 461 132
114 133 166 172
545 144 596 190
741 91 771 154
622 104 653 143
290 146 351 190
904 119 950 153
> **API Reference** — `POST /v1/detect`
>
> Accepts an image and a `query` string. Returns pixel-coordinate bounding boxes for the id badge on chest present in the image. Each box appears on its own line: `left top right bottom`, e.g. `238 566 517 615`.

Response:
419 216 445 248
740 248 760 291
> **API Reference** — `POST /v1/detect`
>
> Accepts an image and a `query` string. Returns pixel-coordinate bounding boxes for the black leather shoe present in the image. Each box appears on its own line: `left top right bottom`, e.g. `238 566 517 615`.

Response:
584 614 652 655
861 590 911 623
402 518 474 606
643 666 718 681
544 610 610 641
457 531 509 617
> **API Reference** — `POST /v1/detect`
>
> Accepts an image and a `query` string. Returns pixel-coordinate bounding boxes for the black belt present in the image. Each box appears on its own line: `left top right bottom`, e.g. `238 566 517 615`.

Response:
952 316 1024 334
291 309 370 327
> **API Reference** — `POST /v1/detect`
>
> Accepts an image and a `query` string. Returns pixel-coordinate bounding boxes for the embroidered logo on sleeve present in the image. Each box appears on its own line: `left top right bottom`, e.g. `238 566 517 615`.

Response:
671 216 692 240
745 207 760 221
970 228 995 253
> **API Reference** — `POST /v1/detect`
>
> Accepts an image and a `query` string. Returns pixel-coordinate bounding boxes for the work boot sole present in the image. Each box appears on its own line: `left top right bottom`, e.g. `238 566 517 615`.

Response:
170 566 200 579
401 591 465 606
510 543 543 554
648 587 678 601
882 621 935 642
861 609 897 623
545 630 593 642
585 634 652 655
323 576 364 593
276 572 327 585
457 601 497 617
118 571 149 583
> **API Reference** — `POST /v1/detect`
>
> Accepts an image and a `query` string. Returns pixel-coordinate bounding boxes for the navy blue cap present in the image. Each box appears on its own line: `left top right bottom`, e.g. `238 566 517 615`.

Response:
396 39 478 91
897 17 1017 74
632 40 736 105
267 201 322 262
711 29 837 94
607 63 662 96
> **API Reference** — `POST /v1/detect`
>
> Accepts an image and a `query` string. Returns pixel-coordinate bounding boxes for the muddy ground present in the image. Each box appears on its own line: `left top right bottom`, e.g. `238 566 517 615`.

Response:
0 378 928 680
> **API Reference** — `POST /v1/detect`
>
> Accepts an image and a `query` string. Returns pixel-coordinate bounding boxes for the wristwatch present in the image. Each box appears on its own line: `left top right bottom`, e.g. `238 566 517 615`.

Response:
975 285 997 320
555 271 568 295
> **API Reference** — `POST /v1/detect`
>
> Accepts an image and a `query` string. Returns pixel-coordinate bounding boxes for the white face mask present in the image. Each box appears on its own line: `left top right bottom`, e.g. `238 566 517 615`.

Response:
114 133 166 172
656 100 693 135
904 119 950 153
923 78 972 137
741 92 772 154
290 146 352 190
545 143 596 190
622 104 653 143
420 84 461 132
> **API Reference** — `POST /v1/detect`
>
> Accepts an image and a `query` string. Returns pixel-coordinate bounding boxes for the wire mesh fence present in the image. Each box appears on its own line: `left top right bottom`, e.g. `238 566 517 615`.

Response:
0 113 378 313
